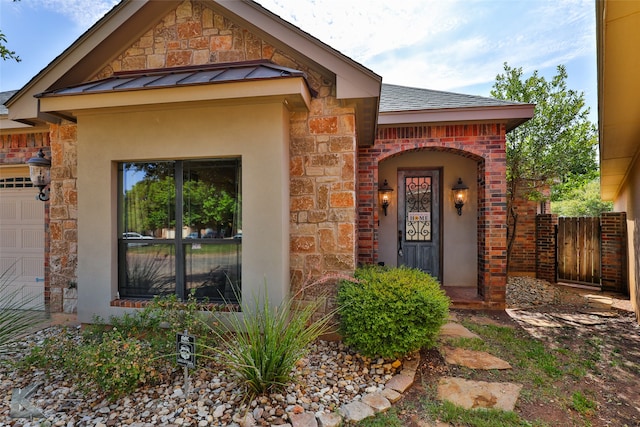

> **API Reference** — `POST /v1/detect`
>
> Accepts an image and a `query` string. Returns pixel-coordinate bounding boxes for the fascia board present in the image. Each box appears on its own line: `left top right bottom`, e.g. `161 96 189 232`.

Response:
38 78 312 114
215 0 382 99
7 1 180 123
377 104 535 126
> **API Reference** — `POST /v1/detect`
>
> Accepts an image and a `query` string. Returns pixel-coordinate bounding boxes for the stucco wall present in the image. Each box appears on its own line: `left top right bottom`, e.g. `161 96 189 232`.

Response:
75 101 290 323
378 151 478 286
614 152 639 321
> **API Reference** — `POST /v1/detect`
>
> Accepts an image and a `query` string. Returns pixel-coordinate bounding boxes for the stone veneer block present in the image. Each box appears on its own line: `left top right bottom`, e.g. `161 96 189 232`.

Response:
339 401 374 422
289 411 318 427
381 387 402 403
316 412 342 427
361 392 391 412
385 374 414 393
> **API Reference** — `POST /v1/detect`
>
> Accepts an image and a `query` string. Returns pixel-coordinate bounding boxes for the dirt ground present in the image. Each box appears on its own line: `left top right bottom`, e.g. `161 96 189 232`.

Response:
400 284 640 426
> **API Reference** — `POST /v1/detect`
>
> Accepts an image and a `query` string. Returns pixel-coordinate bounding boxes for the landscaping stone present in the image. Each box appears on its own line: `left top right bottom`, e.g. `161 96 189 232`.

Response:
361 392 391 412
385 374 414 393
436 377 522 411
439 322 481 339
315 411 341 427
551 313 608 326
442 347 512 370
506 310 565 327
289 411 317 427
381 387 402 403
339 401 375 422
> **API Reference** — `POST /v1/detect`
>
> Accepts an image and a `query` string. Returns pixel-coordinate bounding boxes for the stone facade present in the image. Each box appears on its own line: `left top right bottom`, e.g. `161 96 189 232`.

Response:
48 123 78 313
96 0 357 305
359 124 508 308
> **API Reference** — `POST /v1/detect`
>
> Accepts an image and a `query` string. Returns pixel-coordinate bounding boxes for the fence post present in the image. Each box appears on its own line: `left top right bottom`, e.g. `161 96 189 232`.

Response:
600 212 628 294
536 214 558 283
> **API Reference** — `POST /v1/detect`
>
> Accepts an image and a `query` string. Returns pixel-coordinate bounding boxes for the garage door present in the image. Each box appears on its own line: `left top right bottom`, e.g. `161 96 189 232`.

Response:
0 180 45 310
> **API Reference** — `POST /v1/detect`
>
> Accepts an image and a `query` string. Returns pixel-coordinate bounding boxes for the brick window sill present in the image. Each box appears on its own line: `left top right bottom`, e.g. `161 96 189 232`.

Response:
110 298 240 312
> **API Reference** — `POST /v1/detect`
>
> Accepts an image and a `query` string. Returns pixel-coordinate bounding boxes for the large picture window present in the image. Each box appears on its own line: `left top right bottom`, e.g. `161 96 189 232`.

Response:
118 158 241 302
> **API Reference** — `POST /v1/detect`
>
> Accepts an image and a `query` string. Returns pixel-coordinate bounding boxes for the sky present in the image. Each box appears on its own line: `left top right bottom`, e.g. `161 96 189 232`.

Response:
0 0 597 121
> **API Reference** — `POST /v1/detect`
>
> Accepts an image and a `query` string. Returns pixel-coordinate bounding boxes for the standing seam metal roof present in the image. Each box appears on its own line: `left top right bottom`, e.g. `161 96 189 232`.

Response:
35 61 316 98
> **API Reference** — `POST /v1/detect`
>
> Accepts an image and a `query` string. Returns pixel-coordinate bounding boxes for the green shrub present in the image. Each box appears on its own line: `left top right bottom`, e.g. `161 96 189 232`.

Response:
23 291 219 401
77 328 159 400
22 325 162 401
337 265 450 358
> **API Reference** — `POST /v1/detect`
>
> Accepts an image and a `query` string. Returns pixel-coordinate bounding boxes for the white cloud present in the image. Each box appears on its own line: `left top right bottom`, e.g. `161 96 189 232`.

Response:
33 0 119 28
257 0 595 93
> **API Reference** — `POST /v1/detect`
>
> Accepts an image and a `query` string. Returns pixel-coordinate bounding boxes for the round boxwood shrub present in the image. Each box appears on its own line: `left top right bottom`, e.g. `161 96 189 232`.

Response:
337 265 450 359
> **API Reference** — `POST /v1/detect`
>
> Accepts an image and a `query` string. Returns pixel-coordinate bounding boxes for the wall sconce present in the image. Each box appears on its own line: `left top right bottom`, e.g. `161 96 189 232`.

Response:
26 148 51 201
378 179 394 216
452 177 469 216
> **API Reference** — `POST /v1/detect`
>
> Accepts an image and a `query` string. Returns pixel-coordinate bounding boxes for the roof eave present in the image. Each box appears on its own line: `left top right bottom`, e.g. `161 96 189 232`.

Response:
215 1 382 99
378 104 535 131
6 1 181 124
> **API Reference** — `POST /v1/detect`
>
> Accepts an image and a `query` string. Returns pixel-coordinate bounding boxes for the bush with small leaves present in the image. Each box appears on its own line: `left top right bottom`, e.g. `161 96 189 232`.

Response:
337 265 450 359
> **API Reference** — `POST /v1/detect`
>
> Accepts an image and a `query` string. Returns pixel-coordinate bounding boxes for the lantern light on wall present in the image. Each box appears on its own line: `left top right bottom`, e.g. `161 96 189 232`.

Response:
378 179 394 216
452 177 469 216
26 148 51 202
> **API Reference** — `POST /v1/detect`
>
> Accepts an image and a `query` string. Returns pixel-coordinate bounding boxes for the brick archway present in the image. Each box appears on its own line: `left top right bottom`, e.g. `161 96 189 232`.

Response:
357 123 508 308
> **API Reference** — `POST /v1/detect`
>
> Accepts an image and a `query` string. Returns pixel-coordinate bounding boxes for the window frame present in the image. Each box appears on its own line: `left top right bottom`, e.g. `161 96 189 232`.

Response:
117 158 241 302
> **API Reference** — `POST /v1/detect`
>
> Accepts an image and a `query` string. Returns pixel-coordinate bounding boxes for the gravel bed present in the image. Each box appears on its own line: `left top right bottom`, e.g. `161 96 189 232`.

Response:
0 328 401 427
506 276 591 309
1 276 593 426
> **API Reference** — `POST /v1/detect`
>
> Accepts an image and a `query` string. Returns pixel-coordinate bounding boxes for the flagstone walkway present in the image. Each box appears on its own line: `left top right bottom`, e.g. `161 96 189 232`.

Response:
336 317 522 427
434 319 522 413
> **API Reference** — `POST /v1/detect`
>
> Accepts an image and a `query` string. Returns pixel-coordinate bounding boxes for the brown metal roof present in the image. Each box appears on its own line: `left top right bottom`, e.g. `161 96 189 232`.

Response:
36 61 317 98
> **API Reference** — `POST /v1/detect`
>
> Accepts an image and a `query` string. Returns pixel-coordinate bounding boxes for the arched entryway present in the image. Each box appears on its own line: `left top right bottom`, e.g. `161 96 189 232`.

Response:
357 123 509 309
377 149 479 289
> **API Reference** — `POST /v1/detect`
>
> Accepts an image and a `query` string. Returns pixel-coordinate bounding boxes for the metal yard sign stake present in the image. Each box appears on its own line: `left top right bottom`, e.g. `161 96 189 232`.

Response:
177 330 196 395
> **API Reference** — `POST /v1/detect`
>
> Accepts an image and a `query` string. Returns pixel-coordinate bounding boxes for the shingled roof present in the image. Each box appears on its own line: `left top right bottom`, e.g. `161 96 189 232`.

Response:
380 83 524 112
0 91 18 115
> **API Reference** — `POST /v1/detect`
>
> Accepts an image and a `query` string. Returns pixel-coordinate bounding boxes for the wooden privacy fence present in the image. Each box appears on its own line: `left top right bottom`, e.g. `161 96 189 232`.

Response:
556 217 601 286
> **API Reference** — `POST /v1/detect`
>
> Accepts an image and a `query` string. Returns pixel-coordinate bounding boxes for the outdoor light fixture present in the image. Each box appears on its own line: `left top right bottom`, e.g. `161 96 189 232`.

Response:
378 179 394 216
452 177 469 216
26 148 51 201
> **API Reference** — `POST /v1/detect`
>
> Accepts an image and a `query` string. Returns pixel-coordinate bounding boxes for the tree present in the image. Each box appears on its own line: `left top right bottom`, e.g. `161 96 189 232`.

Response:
1 1 21 62
551 177 613 217
490 63 598 268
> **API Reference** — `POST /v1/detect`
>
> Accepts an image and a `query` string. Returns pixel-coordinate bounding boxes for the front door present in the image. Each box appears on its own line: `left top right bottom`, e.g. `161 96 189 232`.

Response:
397 169 441 281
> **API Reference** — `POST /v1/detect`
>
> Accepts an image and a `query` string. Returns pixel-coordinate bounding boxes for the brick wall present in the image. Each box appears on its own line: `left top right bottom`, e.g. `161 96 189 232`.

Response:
508 190 540 275
535 213 557 283
601 212 628 293
535 212 628 292
0 133 50 165
359 124 508 308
